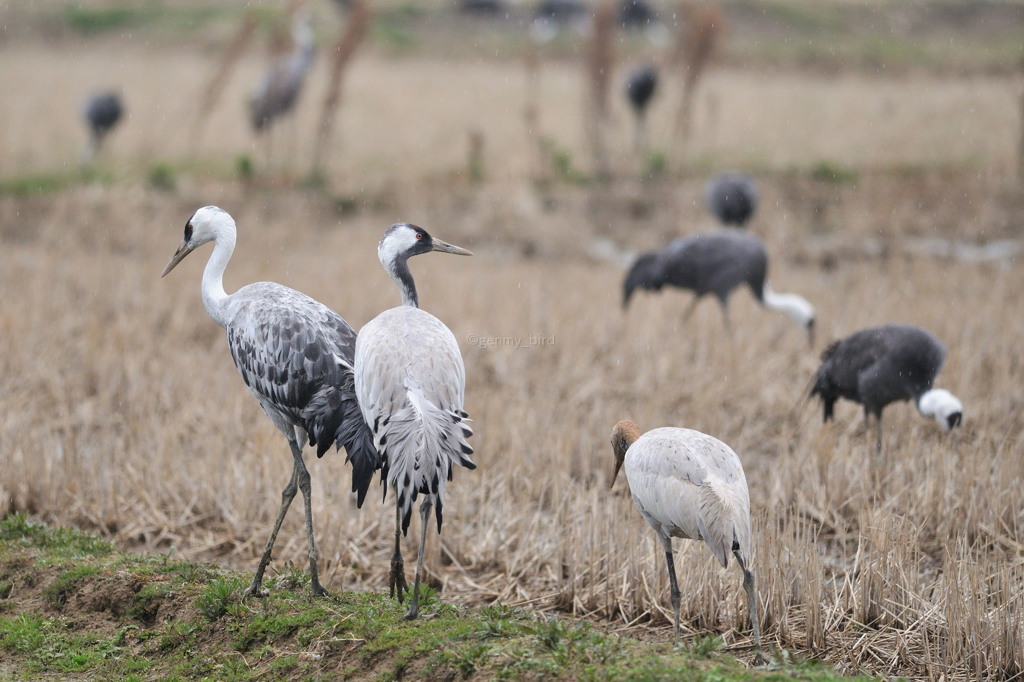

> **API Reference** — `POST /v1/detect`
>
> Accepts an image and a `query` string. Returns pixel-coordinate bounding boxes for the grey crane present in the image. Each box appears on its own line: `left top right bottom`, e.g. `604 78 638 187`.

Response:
81 91 124 162
622 231 816 345
161 206 378 598
610 420 763 661
355 223 476 620
705 173 758 228
250 17 315 134
810 323 963 453
625 65 658 152
530 0 590 42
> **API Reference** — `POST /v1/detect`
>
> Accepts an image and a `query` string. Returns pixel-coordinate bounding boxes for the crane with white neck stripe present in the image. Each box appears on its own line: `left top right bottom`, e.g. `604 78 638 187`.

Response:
354 223 476 620
161 206 378 598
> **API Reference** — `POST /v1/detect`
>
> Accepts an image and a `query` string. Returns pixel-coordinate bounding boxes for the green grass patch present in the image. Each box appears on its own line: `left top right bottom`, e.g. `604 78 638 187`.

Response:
809 161 859 186
42 564 100 610
0 514 113 558
196 576 244 621
63 5 235 37
0 514 874 680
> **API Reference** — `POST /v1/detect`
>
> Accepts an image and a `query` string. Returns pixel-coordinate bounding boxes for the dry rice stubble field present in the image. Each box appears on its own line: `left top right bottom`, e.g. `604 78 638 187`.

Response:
1 31 1023 681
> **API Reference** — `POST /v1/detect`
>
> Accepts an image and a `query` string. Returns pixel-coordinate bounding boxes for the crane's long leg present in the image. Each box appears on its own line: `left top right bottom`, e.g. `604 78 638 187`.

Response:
718 303 734 340
390 501 408 602
403 498 432 621
734 550 764 665
245 445 301 598
293 440 328 597
681 297 700 325
660 535 681 640
875 415 883 455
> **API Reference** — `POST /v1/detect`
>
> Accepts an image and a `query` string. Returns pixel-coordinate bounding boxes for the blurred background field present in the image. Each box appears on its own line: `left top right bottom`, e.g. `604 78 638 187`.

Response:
0 1 1023 679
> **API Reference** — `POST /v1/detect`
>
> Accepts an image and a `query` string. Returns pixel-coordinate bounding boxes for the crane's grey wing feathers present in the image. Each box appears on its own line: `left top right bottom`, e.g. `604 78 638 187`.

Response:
626 428 750 568
225 282 379 505
813 324 947 420
662 232 767 301
859 324 945 407
355 307 474 535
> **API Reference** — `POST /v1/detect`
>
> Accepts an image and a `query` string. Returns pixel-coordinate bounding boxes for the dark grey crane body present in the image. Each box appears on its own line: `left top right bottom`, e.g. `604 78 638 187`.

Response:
162 206 377 598
625 65 658 151
618 0 658 28
81 91 124 161
705 173 758 228
811 324 962 451
624 230 766 304
623 231 815 343
224 283 376 482
626 65 658 114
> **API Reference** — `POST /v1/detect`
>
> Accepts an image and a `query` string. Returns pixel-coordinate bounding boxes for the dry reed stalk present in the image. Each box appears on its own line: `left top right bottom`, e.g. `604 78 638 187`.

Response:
1019 56 1024 180
310 0 371 175
190 13 257 151
669 2 722 146
585 1 616 180
1 170 1023 680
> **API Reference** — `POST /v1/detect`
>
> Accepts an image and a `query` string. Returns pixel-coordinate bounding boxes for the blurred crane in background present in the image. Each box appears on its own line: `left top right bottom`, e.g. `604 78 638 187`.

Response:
705 173 758 228
623 231 816 345
81 91 124 163
625 64 658 152
250 15 315 137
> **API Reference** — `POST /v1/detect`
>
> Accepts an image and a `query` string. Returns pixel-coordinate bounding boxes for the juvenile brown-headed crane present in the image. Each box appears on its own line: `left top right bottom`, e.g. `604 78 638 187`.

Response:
161 206 378 598
810 323 963 453
355 223 476 620
610 420 763 661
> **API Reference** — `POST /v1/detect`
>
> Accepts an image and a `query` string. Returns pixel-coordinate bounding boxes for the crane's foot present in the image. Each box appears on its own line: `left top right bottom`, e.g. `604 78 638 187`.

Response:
310 580 329 598
390 554 408 603
243 579 268 599
402 599 420 621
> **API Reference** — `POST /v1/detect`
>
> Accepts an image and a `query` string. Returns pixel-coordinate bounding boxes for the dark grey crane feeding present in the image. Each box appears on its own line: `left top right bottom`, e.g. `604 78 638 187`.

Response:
161 206 378 598
625 65 658 152
81 91 124 162
355 223 476 620
623 231 816 345
810 323 963 453
705 173 758 228
249 17 315 134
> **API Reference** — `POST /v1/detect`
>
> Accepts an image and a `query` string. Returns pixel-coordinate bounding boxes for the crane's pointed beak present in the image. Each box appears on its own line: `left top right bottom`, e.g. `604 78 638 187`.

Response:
610 460 622 489
431 238 473 256
161 239 194 277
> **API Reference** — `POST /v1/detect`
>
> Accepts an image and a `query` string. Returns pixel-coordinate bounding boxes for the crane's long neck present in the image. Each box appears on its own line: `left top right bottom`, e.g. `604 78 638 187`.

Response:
386 255 419 308
201 230 235 328
762 283 813 329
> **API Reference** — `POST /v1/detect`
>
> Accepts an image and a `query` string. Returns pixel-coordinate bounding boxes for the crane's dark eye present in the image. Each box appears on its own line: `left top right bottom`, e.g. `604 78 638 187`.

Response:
183 222 193 242
415 232 424 240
